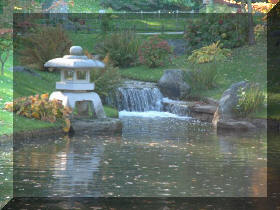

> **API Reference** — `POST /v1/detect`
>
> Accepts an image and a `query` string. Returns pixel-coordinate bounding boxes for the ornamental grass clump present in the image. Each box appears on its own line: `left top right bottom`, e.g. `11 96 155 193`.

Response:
94 30 141 68
138 36 172 68
234 83 266 117
187 41 231 64
4 94 72 132
186 62 218 90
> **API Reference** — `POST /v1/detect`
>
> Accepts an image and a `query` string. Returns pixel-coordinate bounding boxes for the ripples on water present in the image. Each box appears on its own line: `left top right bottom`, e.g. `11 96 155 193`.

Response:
0 140 13 208
14 115 267 197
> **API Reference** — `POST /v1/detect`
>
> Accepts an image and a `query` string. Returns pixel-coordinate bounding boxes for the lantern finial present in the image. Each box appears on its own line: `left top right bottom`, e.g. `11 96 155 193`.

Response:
70 46 83 56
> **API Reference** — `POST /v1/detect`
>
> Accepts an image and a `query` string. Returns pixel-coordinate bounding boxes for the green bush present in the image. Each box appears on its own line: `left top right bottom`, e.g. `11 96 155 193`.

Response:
186 62 218 90
184 14 249 50
187 41 231 64
18 25 72 71
95 31 141 68
254 24 267 42
234 83 266 117
89 63 122 99
138 36 172 68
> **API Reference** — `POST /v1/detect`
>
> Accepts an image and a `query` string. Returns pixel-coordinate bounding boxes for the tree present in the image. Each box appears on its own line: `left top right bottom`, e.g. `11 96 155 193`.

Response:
0 30 12 76
247 0 256 45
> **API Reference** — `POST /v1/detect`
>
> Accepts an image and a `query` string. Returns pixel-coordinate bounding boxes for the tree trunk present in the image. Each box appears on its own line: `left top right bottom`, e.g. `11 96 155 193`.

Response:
247 0 256 45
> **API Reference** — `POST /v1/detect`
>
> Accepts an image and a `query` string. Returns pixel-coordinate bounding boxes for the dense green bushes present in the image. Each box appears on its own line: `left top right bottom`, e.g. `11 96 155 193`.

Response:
184 14 249 49
89 62 122 99
95 31 141 67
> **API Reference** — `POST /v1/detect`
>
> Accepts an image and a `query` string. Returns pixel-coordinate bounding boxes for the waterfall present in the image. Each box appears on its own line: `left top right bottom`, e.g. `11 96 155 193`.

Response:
106 80 190 117
106 80 163 112
116 87 163 112
162 98 190 116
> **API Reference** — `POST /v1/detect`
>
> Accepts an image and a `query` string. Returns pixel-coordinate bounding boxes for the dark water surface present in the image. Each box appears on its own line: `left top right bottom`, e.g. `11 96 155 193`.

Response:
14 116 267 197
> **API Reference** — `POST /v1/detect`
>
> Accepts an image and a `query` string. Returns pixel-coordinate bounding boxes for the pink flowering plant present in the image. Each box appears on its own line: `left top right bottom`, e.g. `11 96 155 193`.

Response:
138 36 172 68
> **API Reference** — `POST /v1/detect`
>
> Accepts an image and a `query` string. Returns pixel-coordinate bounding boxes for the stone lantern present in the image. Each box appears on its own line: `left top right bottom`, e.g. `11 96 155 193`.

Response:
44 46 106 118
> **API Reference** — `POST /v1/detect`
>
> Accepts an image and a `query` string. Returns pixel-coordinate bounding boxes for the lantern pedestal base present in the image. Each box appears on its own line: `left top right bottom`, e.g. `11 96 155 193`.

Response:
50 91 106 119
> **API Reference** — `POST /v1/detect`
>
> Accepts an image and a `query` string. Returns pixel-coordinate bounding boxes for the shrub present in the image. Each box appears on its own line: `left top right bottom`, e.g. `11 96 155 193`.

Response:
138 36 172 68
184 14 249 49
186 62 218 90
4 94 72 132
187 41 232 64
234 83 266 117
95 30 141 68
85 51 122 99
254 24 267 42
18 25 72 71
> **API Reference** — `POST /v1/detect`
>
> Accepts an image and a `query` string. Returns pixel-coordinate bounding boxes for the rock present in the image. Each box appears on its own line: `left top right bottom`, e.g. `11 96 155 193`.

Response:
158 69 191 100
191 105 217 114
251 118 267 130
71 118 122 135
213 81 249 126
217 120 256 132
189 104 217 122
10 66 42 78
205 97 219 106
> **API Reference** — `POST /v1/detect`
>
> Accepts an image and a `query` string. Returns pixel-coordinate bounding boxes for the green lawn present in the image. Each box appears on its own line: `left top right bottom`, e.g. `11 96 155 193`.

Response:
104 105 119 118
0 53 13 136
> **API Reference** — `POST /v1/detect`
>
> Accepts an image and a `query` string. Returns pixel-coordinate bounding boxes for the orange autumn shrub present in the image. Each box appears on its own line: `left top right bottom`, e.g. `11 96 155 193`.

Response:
5 94 72 132
245 2 275 13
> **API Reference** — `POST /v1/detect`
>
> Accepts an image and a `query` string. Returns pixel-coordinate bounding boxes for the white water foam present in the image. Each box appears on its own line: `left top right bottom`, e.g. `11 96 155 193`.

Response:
119 110 191 119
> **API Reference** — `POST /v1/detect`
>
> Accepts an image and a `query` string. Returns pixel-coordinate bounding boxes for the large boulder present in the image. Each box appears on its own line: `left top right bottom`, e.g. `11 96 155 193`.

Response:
158 69 191 100
213 81 249 126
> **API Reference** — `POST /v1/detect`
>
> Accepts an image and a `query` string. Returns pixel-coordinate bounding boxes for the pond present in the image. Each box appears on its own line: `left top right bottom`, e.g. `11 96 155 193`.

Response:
0 140 13 208
14 114 267 197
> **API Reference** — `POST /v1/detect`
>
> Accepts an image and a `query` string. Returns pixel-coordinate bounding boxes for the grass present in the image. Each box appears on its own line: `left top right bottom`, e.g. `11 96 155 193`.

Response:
104 105 119 118
0 53 62 136
0 53 13 136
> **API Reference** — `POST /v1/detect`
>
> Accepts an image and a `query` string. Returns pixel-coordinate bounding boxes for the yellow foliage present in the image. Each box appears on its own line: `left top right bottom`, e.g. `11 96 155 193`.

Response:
4 94 72 133
40 93 49 101
103 53 111 65
187 41 232 64
63 118 71 133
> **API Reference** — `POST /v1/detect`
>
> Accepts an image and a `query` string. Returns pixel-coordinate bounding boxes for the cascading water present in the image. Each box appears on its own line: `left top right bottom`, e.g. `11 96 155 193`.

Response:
106 80 190 117
117 87 163 112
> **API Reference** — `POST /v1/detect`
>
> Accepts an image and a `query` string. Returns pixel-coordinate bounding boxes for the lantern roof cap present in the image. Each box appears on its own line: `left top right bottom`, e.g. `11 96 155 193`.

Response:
44 46 105 69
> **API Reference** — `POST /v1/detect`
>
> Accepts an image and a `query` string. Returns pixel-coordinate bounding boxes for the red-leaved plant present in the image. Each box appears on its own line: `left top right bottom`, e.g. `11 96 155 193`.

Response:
138 36 172 68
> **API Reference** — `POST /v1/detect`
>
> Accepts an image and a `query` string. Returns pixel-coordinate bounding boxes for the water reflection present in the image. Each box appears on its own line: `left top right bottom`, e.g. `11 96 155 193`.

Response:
0 139 13 208
14 116 267 197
